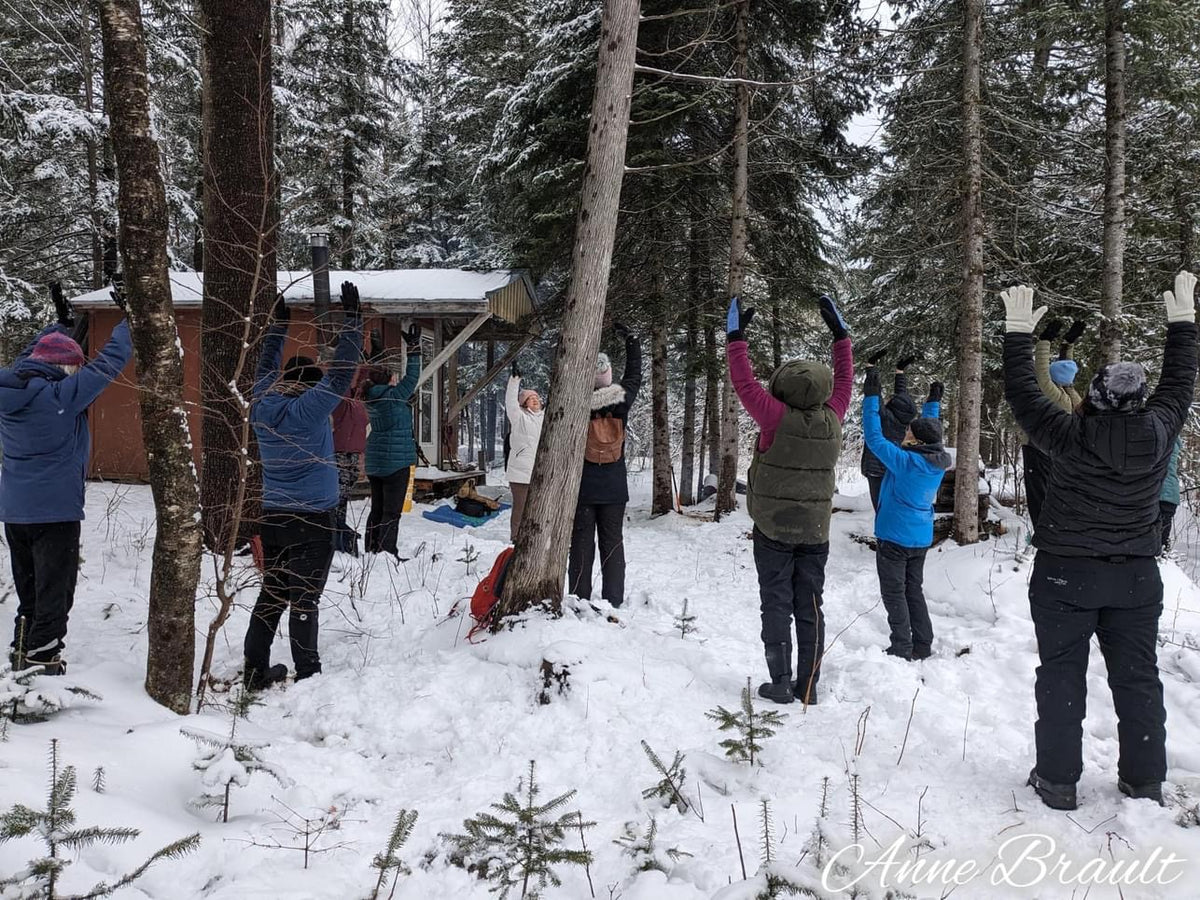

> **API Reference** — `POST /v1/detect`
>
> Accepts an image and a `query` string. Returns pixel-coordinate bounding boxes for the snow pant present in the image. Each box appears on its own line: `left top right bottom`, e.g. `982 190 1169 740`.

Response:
244 509 336 680
6 521 80 663
365 467 410 557
334 452 361 555
876 540 932 659
568 502 625 606
867 474 883 513
1029 551 1166 788
509 482 529 543
1022 444 1048 527
752 527 829 700
1159 501 1178 554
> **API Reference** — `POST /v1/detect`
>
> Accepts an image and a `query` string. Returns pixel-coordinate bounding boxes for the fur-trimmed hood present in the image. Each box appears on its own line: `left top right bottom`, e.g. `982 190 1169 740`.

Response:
591 383 627 411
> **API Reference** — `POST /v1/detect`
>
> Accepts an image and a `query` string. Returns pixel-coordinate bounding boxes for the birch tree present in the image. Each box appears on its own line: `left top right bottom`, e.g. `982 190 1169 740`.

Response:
98 0 203 713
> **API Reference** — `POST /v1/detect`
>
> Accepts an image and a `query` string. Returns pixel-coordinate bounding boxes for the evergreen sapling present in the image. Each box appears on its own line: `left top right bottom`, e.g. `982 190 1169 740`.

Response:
639 740 691 816
613 816 692 876
0 739 200 899
442 760 594 899
706 679 787 766
1 627 100 723
674 598 697 639
368 808 419 900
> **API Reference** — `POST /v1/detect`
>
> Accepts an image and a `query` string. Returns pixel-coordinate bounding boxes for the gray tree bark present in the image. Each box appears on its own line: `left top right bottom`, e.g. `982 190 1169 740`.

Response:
98 0 204 714
495 0 640 618
650 285 673 515
679 299 698 507
715 0 750 520
1099 0 1126 363
953 0 985 545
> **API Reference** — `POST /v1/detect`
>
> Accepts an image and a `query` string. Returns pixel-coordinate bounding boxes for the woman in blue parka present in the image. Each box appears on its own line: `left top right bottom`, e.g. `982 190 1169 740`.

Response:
361 324 422 558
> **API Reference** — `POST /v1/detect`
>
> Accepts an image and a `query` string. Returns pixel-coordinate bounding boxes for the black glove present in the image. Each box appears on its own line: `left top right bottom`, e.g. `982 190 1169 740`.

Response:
927 381 945 404
1063 319 1086 345
273 291 290 323
109 274 127 313
1038 318 1063 343
726 296 756 342
406 323 421 348
49 281 74 327
340 281 360 316
867 348 888 366
510 359 521 377
818 294 849 341
369 328 384 361
613 321 632 340
864 366 882 397
896 353 919 371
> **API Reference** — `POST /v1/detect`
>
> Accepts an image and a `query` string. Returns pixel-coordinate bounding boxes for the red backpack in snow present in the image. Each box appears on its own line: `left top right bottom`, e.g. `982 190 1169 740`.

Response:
469 547 515 635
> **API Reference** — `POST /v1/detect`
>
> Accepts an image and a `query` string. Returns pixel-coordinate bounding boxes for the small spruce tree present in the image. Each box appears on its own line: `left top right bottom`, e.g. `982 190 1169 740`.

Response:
368 808 419 900
639 740 690 815
754 799 809 899
674 599 697 639
613 816 692 876
706 679 787 766
0 661 100 723
180 690 291 823
442 760 594 899
0 739 200 899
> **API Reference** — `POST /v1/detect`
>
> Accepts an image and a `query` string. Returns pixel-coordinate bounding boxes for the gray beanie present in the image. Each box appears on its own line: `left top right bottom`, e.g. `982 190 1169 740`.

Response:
1087 362 1147 413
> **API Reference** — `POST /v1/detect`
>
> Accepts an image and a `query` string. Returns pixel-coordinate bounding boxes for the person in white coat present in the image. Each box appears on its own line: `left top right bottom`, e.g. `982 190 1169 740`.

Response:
505 361 544 541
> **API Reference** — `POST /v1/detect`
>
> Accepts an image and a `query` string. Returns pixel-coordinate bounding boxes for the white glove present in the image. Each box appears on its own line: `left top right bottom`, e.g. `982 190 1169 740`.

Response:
1001 285 1048 334
1164 270 1197 324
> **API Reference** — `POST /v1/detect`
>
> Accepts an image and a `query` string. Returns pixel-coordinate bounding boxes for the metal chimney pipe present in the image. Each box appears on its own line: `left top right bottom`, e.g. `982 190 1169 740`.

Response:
309 228 331 342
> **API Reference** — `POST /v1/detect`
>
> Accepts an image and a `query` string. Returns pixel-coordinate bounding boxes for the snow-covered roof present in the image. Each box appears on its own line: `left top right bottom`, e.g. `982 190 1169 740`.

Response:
71 269 536 323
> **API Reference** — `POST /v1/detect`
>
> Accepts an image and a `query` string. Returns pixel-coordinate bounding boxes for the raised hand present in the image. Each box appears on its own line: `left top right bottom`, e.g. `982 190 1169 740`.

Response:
1038 318 1063 343
406 323 422 348
49 281 74 326
511 359 521 378
339 281 360 316
1000 285 1046 334
896 353 920 371
109 274 127 313
1164 271 1197 324
927 381 945 404
818 294 849 341
613 320 632 340
867 348 888 366
273 291 290 323
1062 319 1087 345
863 365 882 397
726 296 755 341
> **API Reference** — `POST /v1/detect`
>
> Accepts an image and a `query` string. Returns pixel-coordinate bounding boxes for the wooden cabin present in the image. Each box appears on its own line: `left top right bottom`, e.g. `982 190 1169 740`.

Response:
70 268 539 488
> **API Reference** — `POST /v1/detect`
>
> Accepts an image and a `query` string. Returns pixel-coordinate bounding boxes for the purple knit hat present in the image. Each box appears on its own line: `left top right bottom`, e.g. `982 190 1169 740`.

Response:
29 332 85 367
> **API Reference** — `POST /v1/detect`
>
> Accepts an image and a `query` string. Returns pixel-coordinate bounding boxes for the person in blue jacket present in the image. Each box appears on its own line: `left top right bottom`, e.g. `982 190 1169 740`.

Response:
862 367 952 660
0 282 132 674
361 324 422 559
243 282 363 690
1159 437 1183 555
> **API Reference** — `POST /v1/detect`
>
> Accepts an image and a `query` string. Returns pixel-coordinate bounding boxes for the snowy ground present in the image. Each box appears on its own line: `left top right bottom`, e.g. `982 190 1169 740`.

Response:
3 471 1200 899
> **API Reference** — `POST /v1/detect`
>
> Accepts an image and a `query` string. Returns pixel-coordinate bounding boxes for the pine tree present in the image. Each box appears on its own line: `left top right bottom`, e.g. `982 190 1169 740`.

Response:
368 807 419 900
639 740 690 815
443 760 594 899
0 739 200 899
706 679 787 766
0 661 100 724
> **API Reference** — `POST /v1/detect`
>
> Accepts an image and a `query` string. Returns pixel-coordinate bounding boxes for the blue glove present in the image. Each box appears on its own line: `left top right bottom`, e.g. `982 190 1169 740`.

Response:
818 294 849 341
727 296 755 342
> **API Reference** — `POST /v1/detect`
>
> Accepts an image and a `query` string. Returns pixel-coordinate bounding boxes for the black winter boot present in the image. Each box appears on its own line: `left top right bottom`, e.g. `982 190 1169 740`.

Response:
758 642 794 705
792 678 819 705
243 662 288 692
1027 768 1077 811
25 652 67 676
1118 780 1164 805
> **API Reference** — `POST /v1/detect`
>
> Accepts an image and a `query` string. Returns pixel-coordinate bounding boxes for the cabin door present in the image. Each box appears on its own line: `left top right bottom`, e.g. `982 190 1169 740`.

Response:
417 332 438 466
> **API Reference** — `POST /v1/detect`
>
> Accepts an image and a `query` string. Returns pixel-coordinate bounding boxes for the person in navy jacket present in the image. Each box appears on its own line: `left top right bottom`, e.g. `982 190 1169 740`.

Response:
862 368 951 661
243 282 363 689
0 282 132 674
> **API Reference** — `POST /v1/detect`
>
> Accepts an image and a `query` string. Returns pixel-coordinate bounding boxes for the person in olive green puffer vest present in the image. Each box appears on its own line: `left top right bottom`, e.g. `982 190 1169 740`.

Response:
727 295 854 708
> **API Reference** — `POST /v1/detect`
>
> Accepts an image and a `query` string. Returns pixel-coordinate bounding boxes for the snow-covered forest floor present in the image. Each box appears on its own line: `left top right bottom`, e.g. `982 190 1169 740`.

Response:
3 473 1200 899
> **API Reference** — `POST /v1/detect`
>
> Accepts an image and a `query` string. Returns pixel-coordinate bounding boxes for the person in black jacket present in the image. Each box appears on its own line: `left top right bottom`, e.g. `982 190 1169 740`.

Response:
568 323 641 607
860 350 920 512
1002 273 1198 811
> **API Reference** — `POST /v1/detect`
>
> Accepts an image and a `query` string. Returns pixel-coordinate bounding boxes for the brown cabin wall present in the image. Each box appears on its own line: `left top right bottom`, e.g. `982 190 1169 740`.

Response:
86 309 404 482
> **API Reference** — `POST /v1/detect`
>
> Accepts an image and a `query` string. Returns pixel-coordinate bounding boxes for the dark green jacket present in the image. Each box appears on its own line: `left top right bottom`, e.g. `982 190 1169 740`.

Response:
747 360 843 545
363 352 421 477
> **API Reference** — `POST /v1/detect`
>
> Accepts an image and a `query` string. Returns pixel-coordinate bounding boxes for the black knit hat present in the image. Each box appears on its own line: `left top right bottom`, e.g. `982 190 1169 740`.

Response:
1087 362 1147 413
909 417 943 445
282 354 323 386
887 393 918 426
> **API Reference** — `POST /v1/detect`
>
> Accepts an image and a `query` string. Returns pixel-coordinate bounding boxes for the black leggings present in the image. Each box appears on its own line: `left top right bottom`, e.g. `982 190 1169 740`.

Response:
366 467 410 556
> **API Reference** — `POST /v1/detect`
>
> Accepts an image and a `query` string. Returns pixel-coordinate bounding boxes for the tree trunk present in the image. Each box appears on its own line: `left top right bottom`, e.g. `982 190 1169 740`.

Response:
650 296 673 516
197 0 277 551
704 319 720 484
80 1 104 290
98 0 203 715
715 0 750 519
339 3 356 269
1099 0 1126 364
770 293 782 372
679 300 698 507
953 0 985 545
495 0 640 619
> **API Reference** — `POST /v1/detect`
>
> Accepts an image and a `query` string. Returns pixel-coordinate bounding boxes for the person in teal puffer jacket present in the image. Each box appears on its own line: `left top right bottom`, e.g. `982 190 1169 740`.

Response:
1159 437 1183 555
362 324 422 558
